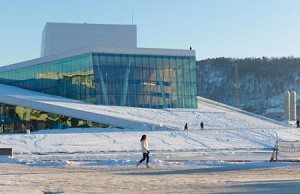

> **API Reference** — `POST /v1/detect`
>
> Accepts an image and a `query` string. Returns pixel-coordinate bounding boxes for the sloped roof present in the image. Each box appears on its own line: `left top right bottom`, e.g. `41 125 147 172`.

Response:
0 84 284 131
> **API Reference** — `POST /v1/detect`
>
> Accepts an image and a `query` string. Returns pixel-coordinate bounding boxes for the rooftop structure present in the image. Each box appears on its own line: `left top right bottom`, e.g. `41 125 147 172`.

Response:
41 22 137 57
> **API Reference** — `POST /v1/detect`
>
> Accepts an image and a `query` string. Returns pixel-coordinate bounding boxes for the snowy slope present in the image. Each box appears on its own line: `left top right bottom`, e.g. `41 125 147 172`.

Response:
0 126 299 155
0 84 297 155
0 96 295 155
0 84 287 131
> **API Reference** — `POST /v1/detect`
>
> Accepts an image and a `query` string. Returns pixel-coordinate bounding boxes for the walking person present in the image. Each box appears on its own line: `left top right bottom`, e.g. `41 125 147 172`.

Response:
184 123 188 131
200 122 204 130
136 134 150 168
297 120 300 128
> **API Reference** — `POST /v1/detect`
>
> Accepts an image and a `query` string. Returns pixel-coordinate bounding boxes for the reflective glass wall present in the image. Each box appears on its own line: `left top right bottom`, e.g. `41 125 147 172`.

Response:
0 102 110 133
93 53 197 108
0 52 197 109
0 54 96 103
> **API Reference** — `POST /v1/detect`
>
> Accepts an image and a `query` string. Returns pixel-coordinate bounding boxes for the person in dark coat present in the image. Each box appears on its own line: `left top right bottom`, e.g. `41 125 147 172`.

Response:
297 120 300 128
200 122 204 130
184 123 188 131
136 134 150 168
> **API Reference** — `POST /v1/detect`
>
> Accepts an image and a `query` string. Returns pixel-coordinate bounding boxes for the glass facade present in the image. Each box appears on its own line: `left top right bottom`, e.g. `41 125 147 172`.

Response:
93 54 197 108
0 102 110 133
0 54 96 103
0 52 197 109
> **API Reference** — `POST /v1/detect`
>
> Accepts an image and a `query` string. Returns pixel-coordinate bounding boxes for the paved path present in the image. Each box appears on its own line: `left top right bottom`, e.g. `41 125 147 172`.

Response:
1 162 300 193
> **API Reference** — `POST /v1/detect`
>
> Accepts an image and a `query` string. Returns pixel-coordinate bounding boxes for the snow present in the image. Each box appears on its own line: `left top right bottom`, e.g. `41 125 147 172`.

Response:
2 153 300 169
0 126 299 155
3 153 300 172
0 156 17 164
1 84 299 164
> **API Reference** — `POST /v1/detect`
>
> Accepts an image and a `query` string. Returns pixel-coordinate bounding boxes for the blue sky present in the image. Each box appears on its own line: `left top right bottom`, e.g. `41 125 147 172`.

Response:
0 0 300 65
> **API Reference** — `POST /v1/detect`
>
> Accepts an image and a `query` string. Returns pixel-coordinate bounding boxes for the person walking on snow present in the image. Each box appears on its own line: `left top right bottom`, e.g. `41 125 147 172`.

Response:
184 123 188 131
137 134 150 168
200 122 204 130
297 120 300 128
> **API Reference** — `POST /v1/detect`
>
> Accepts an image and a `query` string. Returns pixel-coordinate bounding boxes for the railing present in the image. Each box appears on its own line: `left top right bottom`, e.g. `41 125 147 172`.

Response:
270 140 300 162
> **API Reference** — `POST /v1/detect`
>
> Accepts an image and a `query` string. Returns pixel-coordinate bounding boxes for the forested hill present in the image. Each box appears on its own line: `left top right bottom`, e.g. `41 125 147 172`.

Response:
196 57 300 121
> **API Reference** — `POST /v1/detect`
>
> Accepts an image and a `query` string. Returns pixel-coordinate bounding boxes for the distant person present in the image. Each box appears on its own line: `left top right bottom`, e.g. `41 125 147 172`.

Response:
200 122 204 130
189 47 192 50
184 123 188 131
136 134 150 168
297 120 300 128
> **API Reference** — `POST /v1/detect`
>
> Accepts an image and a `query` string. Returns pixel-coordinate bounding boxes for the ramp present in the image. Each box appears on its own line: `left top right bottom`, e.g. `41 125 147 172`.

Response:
0 84 285 131
0 84 165 130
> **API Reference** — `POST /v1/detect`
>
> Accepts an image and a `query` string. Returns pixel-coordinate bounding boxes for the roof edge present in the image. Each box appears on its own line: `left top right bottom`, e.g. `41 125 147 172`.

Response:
0 46 196 72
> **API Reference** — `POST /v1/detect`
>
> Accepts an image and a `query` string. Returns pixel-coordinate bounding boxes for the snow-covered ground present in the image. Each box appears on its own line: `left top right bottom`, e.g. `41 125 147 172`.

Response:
0 126 299 156
0 86 297 163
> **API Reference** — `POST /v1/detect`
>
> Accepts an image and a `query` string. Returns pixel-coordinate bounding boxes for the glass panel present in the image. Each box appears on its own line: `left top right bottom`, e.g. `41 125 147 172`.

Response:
0 53 197 109
0 53 95 103
0 102 113 133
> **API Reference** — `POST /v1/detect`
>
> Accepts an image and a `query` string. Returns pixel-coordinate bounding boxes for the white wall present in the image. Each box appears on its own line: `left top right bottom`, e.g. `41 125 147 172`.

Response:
41 22 137 57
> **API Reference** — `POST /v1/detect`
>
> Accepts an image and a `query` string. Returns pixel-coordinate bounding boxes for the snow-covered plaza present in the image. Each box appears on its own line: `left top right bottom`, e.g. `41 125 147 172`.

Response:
1 88 300 193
